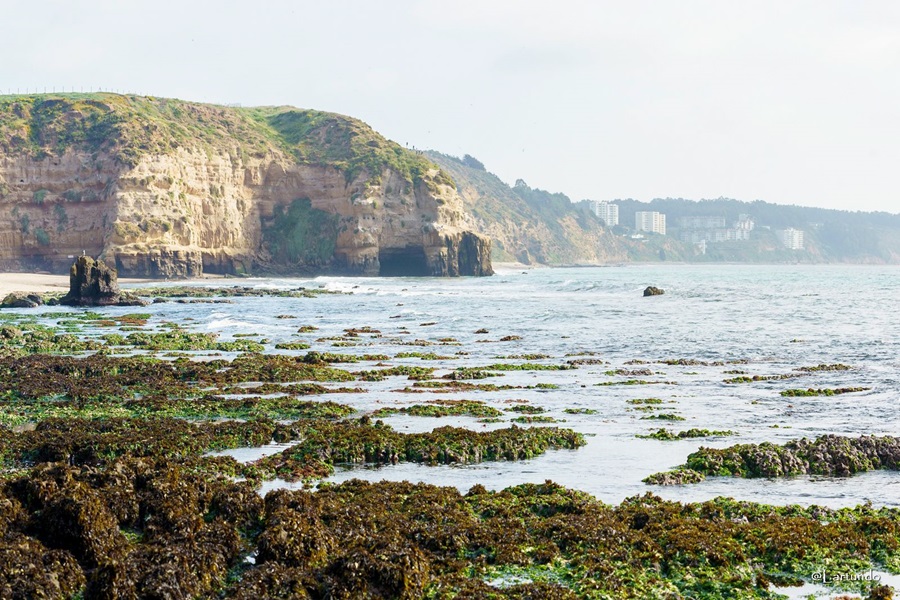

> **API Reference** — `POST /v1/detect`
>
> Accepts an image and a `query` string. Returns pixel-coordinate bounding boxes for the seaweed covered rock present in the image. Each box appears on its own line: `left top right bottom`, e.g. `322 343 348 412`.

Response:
256 421 586 480
224 563 316 599
323 544 431 600
643 286 665 297
59 256 147 307
642 469 706 485
2 460 260 600
25 470 128 569
0 535 86 599
669 434 900 480
257 490 336 568
0 292 44 308
4 466 900 598
4 417 276 468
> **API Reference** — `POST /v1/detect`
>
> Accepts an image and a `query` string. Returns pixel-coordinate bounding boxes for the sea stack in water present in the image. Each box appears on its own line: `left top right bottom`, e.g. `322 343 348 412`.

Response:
643 286 665 297
59 256 147 307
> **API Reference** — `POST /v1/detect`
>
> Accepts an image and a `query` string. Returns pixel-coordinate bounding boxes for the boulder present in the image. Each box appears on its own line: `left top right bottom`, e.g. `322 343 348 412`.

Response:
59 257 147 307
643 286 665 297
0 292 44 308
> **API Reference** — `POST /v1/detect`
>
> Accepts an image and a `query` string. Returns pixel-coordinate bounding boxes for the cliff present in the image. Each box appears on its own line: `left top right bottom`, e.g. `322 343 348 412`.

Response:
428 152 688 264
0 94 491 277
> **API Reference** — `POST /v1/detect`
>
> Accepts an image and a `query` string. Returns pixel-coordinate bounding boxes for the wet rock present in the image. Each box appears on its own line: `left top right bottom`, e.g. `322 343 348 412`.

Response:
679 434 900 479
0 292 44 308
642 469 706 485
59 256 147 307
643 286 665 297
0 325 22 339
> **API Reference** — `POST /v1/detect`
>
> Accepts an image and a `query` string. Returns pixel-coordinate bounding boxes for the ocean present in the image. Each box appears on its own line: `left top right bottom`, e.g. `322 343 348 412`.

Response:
128 263 900 509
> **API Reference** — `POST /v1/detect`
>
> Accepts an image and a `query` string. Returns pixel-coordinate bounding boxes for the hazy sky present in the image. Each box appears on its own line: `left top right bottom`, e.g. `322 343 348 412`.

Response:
4 1 900 212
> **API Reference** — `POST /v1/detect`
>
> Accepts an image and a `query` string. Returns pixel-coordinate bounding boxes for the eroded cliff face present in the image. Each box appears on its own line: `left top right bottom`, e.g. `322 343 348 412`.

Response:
0 94 491 278
0 152 118 271
0 145 492 278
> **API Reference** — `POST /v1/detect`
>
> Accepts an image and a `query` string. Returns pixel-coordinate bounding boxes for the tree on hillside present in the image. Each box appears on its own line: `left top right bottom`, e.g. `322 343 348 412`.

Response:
462 154 485 171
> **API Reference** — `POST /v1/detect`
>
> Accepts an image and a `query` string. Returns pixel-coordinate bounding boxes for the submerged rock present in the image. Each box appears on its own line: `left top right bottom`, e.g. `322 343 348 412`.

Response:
643 286 665 297
59 257 147 307
642 469 706 485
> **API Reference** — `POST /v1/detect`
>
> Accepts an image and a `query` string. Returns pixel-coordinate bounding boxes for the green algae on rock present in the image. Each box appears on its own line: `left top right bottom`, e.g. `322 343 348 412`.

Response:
254 421 586 481
640 413 686 421
780 387 870 396
637 428 736 441
371 400 503 419
686 435 900 479
643 434 900 483
7 470 900 599
642 468 707 485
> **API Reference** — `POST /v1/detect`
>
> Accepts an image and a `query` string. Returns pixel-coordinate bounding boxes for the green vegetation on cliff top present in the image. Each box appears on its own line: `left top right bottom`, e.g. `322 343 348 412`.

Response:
0 93 446 186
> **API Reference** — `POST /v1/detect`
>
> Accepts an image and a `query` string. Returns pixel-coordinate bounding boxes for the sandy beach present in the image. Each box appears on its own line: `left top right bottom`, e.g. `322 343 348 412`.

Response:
0 273 158 298
0 273 71 297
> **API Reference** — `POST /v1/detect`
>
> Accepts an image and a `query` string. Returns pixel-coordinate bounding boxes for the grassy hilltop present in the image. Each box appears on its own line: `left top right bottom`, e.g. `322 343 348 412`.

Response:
0 94 485 277
0 93 445 187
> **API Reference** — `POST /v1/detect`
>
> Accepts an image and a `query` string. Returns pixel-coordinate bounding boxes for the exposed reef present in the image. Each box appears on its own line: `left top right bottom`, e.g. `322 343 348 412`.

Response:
3 469 900 599
645 434 900 485
1 300 899 597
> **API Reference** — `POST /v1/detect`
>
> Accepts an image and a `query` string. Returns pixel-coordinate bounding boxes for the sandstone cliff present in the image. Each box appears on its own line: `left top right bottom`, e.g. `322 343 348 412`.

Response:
0 94 492 277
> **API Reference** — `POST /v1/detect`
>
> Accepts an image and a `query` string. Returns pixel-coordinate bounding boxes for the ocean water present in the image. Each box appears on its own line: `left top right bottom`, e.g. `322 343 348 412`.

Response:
131 264 900 508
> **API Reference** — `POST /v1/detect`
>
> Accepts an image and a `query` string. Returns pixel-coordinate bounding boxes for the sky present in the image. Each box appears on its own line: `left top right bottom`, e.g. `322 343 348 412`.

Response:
3 0 900 212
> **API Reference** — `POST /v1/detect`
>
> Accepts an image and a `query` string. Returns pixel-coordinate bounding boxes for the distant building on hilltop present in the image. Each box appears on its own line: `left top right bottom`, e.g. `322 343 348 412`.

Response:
587 201 619 227
733 214 754 240
677 214 754 243
678 216 727 230
635 211 666 235
778 228 805 250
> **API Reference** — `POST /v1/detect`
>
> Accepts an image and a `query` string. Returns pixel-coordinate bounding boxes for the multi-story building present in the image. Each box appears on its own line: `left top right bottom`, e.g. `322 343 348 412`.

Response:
587 201 619 227
677 216 726 230
778 228 805 250
635 211 666 235
677 214 755 243
732 214 754 240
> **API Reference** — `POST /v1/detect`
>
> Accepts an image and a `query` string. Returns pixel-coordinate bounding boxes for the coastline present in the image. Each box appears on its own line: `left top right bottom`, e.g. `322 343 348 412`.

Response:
0 273 71 297
0 272 158 297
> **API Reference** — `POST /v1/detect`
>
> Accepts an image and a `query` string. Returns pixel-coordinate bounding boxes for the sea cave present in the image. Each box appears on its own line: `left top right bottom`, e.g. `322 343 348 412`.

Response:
378 246 431 276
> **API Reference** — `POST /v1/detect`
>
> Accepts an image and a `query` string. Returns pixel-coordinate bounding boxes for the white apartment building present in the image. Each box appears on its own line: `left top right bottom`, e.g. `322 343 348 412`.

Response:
587 201 619 227
635 211 666 235
678 216 726 229
778 228 805 250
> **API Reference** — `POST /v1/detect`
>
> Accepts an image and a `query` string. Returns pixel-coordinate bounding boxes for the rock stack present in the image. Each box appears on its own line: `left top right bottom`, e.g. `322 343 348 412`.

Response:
59 256 147 306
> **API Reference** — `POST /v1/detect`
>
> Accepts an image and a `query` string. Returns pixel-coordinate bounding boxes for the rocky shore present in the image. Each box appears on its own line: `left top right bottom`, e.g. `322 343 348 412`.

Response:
0 281 897 598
